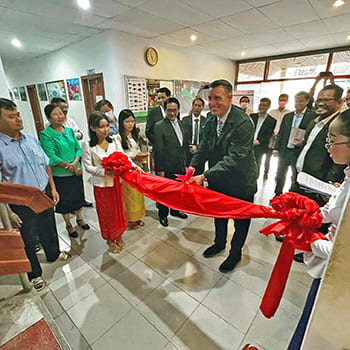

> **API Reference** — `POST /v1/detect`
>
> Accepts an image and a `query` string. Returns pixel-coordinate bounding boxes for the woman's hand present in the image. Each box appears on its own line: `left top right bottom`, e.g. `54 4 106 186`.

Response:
132 166 144 174
105 170 116 177
51 189 60 204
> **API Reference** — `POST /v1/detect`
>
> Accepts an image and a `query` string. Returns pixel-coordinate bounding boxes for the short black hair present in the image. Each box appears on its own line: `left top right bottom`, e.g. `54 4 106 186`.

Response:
94 99 113 111
164 97 180 109
210 79 233 94
0 98 16 117
51 97 66 104
260 97 271 106
239 96 250 103
322 84 344 101
279 93 289 100
44 103 61 119
295 91 310 100
158 87 171 97
192 97 204 106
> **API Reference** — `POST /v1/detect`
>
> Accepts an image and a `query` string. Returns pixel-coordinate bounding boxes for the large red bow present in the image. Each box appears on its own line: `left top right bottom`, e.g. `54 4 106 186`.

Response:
102 152 326 318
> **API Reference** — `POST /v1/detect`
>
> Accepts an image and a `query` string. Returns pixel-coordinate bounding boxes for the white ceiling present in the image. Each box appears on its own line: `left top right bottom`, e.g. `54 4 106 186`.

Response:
1 0 350 65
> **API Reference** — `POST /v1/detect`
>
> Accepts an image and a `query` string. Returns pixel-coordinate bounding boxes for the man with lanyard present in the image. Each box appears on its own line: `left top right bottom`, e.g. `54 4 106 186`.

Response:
0 98 70 290
293 85 346 262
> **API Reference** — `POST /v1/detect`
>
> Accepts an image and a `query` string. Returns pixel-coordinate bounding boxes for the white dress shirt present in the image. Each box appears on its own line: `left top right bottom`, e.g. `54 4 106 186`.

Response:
81 135 135 187
254 113 267 140
191 114 201 145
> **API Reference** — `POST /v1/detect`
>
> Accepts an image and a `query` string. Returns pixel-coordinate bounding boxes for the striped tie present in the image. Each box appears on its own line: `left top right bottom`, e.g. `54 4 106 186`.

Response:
217 119 224 137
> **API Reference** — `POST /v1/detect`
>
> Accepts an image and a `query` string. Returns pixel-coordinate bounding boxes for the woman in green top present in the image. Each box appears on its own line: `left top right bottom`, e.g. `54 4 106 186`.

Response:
40 104 89 237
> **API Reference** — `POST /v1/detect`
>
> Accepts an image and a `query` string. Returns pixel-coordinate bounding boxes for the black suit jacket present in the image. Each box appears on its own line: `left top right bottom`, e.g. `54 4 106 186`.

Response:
153 118 187 178
276 108 316 156
250 113 276 149
191 105 257 199
182 114 207 166
145 106 163 144
299 112 345 183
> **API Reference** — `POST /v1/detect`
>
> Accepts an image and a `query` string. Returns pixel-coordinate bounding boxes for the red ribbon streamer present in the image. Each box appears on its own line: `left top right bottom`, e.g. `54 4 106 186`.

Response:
102 152 326 318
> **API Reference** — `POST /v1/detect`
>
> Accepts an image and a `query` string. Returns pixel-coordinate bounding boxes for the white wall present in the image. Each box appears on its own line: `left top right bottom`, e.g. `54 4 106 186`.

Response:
4 30 234 138
0 57 10 98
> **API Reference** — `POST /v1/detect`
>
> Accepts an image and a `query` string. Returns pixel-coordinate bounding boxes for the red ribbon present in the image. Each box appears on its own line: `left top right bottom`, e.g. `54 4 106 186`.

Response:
102 152 326 318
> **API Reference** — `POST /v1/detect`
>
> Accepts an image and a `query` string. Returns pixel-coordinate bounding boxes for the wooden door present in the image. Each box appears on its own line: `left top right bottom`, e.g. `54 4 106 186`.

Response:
81 73 105 120
26 85 44 137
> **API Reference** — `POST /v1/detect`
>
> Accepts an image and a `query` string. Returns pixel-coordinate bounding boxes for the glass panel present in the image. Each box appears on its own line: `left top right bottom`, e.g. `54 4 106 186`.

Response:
237 62 265 82
331 51 350 75
268 54 328 79
236 79 317 112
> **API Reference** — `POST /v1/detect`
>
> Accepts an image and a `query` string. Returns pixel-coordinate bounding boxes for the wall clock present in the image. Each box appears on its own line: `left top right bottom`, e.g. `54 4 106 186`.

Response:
145 47 158 66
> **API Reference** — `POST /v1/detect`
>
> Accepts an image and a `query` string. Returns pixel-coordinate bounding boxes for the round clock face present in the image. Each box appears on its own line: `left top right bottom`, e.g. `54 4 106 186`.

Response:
146 47 158 66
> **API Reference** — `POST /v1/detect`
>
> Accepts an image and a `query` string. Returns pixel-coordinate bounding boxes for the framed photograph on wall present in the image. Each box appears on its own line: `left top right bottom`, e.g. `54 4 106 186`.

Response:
66 78 82 101
12 87 20 100
37 83 48 101
45 80 67 101
8 89 14 101
19 86 27 101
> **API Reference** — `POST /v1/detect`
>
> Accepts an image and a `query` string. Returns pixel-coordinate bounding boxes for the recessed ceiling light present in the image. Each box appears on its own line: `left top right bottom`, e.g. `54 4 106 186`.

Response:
241 51 246 56
333 0 345 7
11 38 22 48
190 34 197 41
77 0 90 10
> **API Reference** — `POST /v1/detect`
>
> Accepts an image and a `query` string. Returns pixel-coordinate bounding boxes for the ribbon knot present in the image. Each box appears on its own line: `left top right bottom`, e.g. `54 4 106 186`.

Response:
101 152 132 176
175 167 194 182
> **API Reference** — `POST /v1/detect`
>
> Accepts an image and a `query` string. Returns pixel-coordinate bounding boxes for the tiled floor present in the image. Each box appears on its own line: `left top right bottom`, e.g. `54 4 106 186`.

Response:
2 156 312 350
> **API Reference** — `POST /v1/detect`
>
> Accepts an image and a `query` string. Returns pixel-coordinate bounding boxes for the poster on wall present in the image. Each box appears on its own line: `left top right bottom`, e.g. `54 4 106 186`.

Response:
126 77 148 113
8 89 14 101
66 78 82 101
45 80 67 101
12 87 20 100
19 86 27 101
37 83 48 101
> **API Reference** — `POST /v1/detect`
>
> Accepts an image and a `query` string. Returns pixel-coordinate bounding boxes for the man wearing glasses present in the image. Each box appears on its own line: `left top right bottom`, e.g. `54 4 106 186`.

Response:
345 89 350 109
293 84 346 262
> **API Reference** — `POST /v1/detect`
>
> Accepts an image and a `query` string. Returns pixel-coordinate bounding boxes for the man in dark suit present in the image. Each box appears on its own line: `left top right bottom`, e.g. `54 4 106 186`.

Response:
182 97 207 174
274 91 316 196
145 87 171 144
250 98 276 179
189 80 257 272
153 97 188 227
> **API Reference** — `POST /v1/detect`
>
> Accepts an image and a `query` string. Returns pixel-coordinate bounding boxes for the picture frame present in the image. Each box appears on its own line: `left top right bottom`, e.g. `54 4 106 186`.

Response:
19 86 27 101
37 83 48 101
12 87 20 100
66 78 82 101
45 80 67 101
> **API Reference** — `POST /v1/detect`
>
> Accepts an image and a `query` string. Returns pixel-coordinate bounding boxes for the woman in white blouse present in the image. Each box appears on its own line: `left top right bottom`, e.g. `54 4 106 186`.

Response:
288 109 350 349
81 112 139 253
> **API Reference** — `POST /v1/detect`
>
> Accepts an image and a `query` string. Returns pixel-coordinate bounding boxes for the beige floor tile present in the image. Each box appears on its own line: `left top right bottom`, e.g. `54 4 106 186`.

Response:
92 309 168 350
108 260 165 306
173 305 245 350
202 278 261 333
136 280 199 340
49 264 106 310
168 258 222 302
126 231 162 258
67 283 132 344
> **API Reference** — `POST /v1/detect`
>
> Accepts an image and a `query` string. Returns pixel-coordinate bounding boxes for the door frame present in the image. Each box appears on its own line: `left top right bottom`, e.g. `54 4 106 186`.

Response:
26 84 44 138
81 73 105 120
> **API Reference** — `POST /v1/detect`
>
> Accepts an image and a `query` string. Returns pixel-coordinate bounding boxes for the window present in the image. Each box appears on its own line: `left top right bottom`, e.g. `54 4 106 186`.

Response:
237 62 265 82
268 54 328 79
330 51 350 75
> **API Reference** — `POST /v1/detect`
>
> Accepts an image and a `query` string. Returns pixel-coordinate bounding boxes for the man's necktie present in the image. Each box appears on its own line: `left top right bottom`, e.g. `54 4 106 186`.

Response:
217 119 224 137
193 119 199 145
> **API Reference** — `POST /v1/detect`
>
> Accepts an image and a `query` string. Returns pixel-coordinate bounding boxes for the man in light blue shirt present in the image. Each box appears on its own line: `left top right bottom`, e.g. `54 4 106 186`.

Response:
0 98 70 290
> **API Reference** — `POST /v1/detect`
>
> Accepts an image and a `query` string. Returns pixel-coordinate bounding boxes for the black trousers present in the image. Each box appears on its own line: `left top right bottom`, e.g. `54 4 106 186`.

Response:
10 204 60 280
254 146 272 178
275 149 298 195
213 194 254 256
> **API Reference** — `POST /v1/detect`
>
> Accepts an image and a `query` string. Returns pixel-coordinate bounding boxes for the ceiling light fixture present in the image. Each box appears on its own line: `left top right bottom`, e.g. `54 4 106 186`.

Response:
190 34 197 41
347 34 350 40
241 51 246 56
11 38 22 48
333 0 345 7
77 0 90 10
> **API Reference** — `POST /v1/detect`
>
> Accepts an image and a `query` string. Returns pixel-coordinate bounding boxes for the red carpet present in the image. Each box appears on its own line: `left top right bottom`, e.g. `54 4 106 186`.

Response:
0 319 61 350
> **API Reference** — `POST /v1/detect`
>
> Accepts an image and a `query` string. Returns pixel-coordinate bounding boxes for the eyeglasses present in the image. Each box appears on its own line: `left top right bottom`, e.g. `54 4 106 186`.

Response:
325 137 350 150
315 98 335 104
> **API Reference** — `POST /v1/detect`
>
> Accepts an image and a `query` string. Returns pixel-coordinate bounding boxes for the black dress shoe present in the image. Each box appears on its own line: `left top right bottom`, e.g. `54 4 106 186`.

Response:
293 252 304 263
219 254 241 273
170 211 188 219
203 244 225 258
159 217 168 227
275 236 284 243
83 201 93 207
